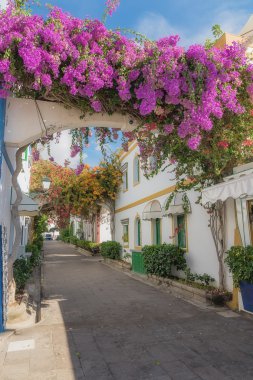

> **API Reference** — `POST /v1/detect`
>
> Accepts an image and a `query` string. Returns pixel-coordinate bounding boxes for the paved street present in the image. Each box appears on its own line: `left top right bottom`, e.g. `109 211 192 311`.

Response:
1 241 253 379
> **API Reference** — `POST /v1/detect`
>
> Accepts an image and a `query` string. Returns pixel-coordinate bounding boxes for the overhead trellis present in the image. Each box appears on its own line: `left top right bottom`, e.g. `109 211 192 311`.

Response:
0 4 253 183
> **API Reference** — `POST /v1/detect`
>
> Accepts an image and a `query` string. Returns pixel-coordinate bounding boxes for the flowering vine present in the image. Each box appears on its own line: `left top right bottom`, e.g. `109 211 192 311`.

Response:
0 4 253 188
30 156 122 227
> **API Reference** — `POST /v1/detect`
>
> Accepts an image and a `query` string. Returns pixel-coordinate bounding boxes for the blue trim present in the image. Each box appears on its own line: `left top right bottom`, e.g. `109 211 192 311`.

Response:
0 225 3 332
0 98 6 173
0 99 6 332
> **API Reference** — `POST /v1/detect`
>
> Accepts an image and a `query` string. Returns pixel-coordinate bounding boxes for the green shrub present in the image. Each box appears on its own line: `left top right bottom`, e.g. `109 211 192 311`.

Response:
69 236 78 245
100 241 121 259
59 227 72 241
29 246 41 267
225 245 253 287
196 273 215 286
142 244 187 278
76 239 90 250
184 268 215 286
13 257 33 292
89 242 100 254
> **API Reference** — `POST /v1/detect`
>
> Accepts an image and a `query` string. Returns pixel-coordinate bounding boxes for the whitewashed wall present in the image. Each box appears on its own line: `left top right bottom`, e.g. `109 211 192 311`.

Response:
18 147 31 194
0 147 16 256
100 207 112 242
115 143 235 289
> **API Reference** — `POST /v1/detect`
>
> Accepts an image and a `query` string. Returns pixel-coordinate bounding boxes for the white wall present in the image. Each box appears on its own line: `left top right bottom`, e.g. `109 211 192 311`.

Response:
18 147 31 194
100 207 112 242
115 143 233 288
0 147 16 257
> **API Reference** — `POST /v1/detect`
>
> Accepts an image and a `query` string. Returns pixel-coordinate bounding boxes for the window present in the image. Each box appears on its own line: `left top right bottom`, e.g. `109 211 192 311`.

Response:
123 224 129 247
176 214 187 250
133 155 140 185
135 217 141 247
122 163 128 192
121 219 129 247
152 218 161 245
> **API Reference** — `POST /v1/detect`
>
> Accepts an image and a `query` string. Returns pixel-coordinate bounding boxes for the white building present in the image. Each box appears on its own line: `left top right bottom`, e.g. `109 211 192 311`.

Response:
71 205 112 243
114 141 233 289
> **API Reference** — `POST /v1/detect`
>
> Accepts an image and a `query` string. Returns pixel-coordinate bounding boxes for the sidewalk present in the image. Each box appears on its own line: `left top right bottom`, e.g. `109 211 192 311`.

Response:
1 241 253 380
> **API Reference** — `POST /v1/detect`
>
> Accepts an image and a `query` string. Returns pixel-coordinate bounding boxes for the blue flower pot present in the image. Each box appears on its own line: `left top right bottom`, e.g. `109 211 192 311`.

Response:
240 281 253 313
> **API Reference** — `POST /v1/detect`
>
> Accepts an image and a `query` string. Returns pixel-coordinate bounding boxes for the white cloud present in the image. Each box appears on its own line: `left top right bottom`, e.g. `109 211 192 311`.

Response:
39 130 88 168
135 8 249 47
136 12 177 42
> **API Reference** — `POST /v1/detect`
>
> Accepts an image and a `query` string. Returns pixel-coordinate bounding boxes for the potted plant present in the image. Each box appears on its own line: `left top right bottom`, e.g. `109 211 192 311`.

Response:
225 246 253 312
206 289 232 306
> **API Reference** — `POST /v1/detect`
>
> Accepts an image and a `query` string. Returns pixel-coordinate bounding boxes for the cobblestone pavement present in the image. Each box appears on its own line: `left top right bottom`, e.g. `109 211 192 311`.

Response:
1 241 253 380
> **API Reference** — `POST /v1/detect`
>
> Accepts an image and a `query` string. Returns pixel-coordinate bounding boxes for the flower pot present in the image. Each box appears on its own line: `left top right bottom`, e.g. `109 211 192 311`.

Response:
206 290 232 306
240 281 253 313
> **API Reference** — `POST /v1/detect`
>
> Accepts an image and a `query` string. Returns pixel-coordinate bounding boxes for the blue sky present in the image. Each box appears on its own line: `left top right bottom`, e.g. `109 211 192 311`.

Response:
33 0 253 166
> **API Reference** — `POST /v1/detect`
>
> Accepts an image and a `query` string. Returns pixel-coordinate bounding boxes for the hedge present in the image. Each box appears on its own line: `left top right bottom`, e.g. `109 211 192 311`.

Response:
14 240 42 293
142 244 187 278
100 241 121 260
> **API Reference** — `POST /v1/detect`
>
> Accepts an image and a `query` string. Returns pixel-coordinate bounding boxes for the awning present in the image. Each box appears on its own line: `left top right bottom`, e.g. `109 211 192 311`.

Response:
142 200 162 220
163 193 191 216
202 172 253 204
11 191 39 217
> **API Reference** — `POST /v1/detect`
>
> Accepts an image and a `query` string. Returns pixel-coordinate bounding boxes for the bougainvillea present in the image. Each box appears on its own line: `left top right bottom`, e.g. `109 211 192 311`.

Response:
30 157 122 227
1 4 253 188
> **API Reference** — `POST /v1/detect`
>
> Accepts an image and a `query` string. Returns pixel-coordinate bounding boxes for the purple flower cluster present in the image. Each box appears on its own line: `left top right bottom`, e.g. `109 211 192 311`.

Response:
32 148 40 161
75 163 84 175
70 145 81 158
0 5 252 152
105 0 120 16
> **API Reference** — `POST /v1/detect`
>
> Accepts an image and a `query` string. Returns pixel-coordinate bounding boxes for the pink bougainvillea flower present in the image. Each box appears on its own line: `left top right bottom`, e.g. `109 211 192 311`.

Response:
70 145 81 158
242 139 253 147
217 140 230 149
75 163 84 175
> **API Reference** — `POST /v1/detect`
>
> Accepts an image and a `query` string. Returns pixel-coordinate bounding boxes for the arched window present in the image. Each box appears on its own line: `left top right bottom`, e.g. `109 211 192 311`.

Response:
133 155 140 185
163 193 190 251
142 200 162 245
135 217 141 247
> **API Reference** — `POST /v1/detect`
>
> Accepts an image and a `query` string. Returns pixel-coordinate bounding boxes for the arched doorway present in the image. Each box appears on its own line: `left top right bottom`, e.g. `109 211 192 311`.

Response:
0 96 138 331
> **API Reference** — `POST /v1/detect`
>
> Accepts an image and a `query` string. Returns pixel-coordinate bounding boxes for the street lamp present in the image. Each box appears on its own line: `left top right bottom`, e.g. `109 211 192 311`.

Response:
42 177 51 191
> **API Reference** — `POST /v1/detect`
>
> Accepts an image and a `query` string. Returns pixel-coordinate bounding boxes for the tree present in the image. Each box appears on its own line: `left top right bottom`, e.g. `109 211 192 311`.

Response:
30 156 122 230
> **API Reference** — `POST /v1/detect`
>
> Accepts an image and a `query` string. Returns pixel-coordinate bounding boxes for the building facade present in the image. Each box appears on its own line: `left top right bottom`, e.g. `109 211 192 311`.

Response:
114 141 234 291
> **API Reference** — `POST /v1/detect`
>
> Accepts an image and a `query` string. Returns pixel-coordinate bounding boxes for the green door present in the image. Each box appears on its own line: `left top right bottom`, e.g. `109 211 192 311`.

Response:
132 251 147 274
177 215 186 249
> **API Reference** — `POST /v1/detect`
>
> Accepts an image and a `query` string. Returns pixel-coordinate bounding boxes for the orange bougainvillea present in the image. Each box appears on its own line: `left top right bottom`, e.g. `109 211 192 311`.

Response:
30 158 122 227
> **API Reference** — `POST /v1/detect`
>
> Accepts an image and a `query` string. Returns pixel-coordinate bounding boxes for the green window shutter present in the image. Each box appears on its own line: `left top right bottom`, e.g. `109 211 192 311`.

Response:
155 218 161 245
177 215 186 249
137 219 141 246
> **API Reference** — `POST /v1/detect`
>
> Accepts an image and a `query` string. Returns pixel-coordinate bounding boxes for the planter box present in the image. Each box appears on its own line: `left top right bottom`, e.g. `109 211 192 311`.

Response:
103 258 131 271
147 275 207 304
76 247 93 256
240 281 253 313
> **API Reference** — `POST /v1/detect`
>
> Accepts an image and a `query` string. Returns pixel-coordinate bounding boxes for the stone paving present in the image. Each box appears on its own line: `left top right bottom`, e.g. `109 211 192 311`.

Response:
1 241 253 379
